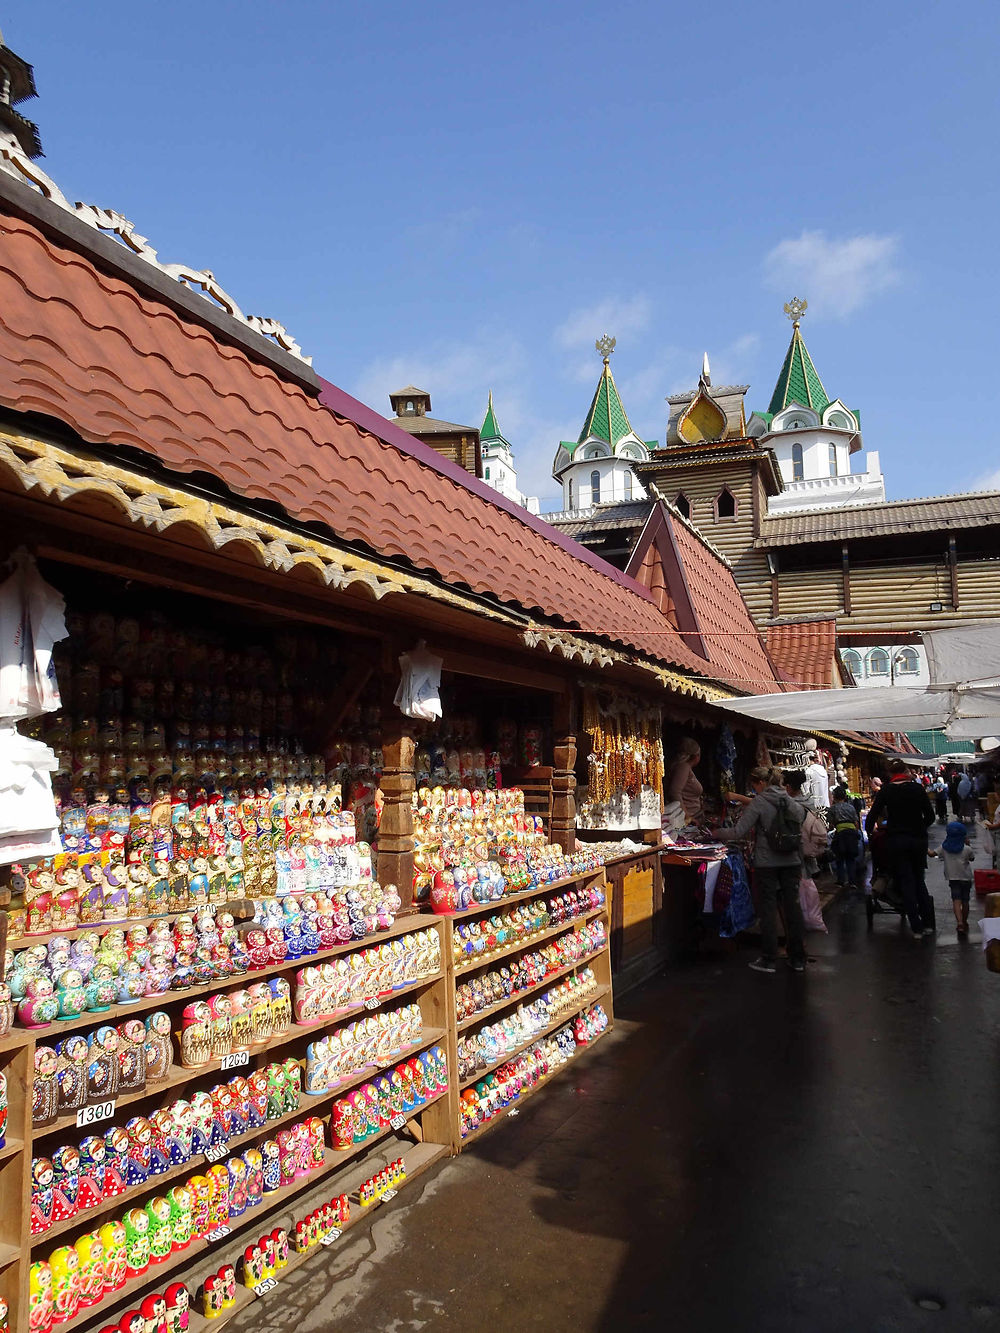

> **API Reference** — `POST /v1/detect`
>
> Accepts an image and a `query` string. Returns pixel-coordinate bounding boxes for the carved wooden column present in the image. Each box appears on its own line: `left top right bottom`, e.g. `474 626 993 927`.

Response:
550 688 578 853
376 642 416 912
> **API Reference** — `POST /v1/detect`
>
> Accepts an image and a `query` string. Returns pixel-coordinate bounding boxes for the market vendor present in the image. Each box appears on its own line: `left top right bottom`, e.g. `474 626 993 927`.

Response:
664 737 704 826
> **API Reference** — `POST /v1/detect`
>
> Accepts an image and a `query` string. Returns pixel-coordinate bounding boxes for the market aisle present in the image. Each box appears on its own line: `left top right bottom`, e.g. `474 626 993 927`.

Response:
235 823 1000 1333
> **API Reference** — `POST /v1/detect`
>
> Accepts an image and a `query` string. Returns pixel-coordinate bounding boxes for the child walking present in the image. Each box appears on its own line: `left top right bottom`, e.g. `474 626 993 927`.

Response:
938 820 975 935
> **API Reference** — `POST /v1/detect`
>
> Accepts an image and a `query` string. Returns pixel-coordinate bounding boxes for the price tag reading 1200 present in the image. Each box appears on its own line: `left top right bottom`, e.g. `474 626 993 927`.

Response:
77 1099 116 1128
220 1051 249 1071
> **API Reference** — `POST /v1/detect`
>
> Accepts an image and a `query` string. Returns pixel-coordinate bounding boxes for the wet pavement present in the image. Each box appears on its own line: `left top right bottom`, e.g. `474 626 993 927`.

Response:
235 820 1000 1332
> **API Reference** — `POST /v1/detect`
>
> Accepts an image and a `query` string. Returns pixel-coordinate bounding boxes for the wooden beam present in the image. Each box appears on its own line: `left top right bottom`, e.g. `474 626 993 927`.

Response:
949 536 959 609
841 543 852 615
769 551 780 619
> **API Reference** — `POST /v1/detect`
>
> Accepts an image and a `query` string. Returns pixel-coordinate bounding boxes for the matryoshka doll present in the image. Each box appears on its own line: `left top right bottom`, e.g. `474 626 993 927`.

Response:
0 981 13 1039
30 1156 55 1236
228 989 253 1051
122 1206 150 1277
74 1231 106 1308
20 976 59 1030
29 1260 54 1333
270 1227 289 1269
145 1194 174 1263
87 1025 121 1104
77 1135 106 1211
164 1283 190 1333
102 1125 128 1199
226 1155 247 1217
32 1046 58 1128
206 1163 230 1227
102 862 129 922
120 1309 144 1333
247 982 273 1045
50 1144 80 1223
139 1293 167 1333
117 1018 148 1092
260 1138 280 1194
186 1174 211 1241
243 1147 263 1208
48 1245 81 1325
207 992 233 1059
144 1010 172 1082
269 977 292 1034
200 1275 223 1321
257 1232 275 1279
167 1183 194 1251
188 1092 215 1155
247 1069 268 1128
240 1241 263 1289
124 1115 153 1186
177 1000 212 1069
98 1218 128 1292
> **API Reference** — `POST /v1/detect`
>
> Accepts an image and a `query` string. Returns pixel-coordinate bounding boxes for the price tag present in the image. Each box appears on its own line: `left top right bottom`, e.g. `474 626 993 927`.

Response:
77 1099 115 1128
204 1227 231 1243
389 1114 406 1130
508 1107 520 1118
220 1050 249 1071
203 1141 229 1164
253 1278 278 1296
320 1228 342 1246
363 997 380 1011
381 1189 397 1202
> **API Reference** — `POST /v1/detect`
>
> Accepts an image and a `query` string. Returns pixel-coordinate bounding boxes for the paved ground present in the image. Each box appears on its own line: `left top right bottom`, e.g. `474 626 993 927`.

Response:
235 820 1000 1333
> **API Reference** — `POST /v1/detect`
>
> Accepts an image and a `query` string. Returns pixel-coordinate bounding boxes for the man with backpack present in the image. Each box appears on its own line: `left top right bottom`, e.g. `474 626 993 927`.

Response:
713 764 807 974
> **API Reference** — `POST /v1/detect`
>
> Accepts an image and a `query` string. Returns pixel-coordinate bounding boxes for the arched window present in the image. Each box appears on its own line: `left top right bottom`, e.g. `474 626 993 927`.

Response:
624 470 633 500
586 445 606 460
590 470 601 505
842 649 863 681
405 400 414 412
792 443 804 481
868 648 890 677
896 647 920 675
568 478 574 509
674 493 690 519
714 486 737 519
829 444 838 477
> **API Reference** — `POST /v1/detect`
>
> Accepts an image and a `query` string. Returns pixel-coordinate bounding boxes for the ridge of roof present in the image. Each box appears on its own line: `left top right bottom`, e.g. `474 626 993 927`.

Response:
577 360 637 447
646 483 732 567
766 324 830 416
666 384 749 403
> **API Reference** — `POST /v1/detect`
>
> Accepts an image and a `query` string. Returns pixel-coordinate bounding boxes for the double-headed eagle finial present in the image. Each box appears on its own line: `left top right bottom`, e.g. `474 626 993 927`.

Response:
783 297 808 327
595 334 616 363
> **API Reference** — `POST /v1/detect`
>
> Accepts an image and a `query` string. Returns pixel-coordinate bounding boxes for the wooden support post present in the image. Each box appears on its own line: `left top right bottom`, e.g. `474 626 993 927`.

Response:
841 543 852 615
949 536 959 609
769 552 780 619
550 690 577 854
376 642 416 912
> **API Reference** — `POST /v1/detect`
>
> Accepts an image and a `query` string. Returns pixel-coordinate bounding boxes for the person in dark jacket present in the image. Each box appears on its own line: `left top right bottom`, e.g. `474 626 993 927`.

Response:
865 760 936 937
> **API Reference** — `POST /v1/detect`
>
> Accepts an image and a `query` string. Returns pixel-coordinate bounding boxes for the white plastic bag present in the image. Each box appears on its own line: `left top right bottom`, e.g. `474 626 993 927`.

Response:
393 642 443 721
0 549 67 720
799 875 827 932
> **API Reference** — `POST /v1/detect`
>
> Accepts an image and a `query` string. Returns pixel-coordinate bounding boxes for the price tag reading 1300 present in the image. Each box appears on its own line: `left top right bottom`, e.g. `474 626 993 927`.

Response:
77 1099 116 1128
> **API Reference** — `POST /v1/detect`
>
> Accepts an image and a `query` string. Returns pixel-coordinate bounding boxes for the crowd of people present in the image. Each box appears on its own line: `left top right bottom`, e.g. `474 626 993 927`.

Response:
663 737 998 973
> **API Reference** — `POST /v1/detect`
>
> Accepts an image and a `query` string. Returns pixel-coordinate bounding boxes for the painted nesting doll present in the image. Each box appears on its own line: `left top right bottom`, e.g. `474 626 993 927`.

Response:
98 1218 128 1292
32 1045 59 1129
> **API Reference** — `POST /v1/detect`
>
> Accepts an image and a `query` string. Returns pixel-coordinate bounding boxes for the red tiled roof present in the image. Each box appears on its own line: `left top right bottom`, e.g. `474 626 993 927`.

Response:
625 502 781 694
766 619 839 690
0 211 709 674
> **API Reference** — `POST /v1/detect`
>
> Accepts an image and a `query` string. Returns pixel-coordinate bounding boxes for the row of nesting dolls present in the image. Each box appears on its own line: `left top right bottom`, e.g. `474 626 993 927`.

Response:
31 1270 192 1333
456 969 599 1081
31 1059 303 1235
458 1025 577 1138
452 899 607 970
328 1046 448 1150
36 1115 330 1326
290 925 442 1027
303 1002 425 1096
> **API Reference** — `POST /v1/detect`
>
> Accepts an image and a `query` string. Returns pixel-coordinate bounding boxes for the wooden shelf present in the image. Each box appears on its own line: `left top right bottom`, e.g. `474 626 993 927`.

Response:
35 972 442 1140
10 912 442 1040
439 867 607 923
454 904 607 976
457 944 608 1033
0 1136 24 1162
32 1028 448 1245
0 1241 20 1270
57 1087 451 1333
459 1025 610 1149
459 984 610 1090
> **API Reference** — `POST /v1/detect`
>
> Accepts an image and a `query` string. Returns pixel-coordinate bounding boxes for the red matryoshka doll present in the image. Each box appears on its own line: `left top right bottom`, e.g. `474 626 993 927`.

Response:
48 1244 81 1325
30 1155 55 1236
329 1097 354 1150
188 1092 215 1155
139 1293 167 1333
29 1259 54 1333
98 1218 128 1293
239 1242 263 1289
276 1127 297 1187
145 1194 174 1263
206 1163 230 1227
177 1001 212 1070
50 1144 80 1223
228 1075 251 1134
164 1283 190 1333
119 1311 143 1333
219 1263 236 1309
124 1115 153 1187
305 1116 325 1169
32 1046 58 1129
257 1232 275 1279
270 1227 289 1269
188 1173 213 1240
77 1135 106 1211
207 993 233 1059
24 865 54 936
291 1218 309 1253
20 976 59 1031
246 1069 268 1129
117 1018 148 1093
102 1126 128 1199
74 1232 106 1309
200 1275 223 1321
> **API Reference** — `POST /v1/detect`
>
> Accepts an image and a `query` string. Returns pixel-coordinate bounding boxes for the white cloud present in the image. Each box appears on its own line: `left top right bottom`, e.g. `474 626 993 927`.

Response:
352 334 527 427
969 466 1000 493
554 296 653 380
763 231 901 319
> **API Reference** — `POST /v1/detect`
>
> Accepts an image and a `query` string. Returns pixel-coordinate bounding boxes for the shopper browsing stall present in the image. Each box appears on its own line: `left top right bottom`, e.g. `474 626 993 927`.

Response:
663 737 703 829
864 761 935 938
712 766 807 975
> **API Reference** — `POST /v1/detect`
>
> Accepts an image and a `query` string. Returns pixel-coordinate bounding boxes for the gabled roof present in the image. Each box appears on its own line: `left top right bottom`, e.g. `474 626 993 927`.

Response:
625 500 782 694
767 324 830 416
578 360 637 447
0 204 714 678
766 618 840 690
480 391 508 446
758 492 1000 546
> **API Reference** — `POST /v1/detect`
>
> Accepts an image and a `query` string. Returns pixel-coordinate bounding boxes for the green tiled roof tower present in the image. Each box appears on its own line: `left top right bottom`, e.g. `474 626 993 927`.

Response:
767 323 831 416
578 359 636 447
480 391 507 445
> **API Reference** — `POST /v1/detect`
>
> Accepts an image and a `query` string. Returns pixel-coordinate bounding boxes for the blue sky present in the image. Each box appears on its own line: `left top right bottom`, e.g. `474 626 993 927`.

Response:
4 1 997 508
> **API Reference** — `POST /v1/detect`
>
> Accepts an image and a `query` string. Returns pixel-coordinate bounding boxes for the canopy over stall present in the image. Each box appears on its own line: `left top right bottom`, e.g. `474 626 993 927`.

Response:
712 623 1000 742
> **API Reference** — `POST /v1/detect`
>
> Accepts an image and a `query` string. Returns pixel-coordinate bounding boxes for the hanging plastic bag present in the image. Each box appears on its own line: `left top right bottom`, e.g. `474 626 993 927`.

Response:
393 641 443 721
799 875 827 932
0 549 67 719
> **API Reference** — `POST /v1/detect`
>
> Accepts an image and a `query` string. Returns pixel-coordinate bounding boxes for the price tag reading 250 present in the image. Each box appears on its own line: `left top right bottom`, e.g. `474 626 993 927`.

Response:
77 1099 116 1128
